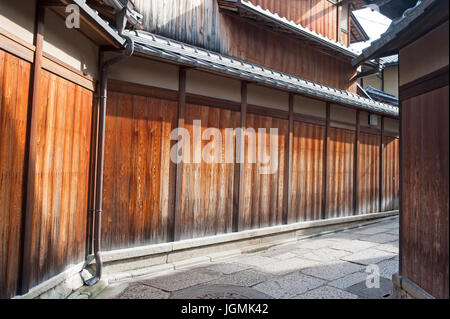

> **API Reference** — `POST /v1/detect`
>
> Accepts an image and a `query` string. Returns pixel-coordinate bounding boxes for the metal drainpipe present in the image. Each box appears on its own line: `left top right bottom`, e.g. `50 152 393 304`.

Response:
83 34 134 286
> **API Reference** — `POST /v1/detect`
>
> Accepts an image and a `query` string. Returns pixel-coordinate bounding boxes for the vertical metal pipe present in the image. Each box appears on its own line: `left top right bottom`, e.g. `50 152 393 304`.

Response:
84 37 134 286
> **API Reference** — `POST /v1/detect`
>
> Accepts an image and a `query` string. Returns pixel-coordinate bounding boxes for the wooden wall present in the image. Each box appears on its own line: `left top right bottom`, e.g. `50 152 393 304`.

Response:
247 0 339 42
401 85 449 299
0 47 94 296
0 50 30 299
358 133 380 214
102 91 178 250
179 104 240 239
133 0 357 92
289 122 324 222
241 114 288 230
326 128 355 218
382 136 399 211
27 69 93 288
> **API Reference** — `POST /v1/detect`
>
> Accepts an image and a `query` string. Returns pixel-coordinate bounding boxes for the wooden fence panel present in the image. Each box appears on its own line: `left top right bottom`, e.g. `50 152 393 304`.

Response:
27 69 92 288
289 122 325 222
102 91 178 250
241 114 288 230
0 50 30 298
382 136 399 211
401 86 449 298
326 127 355 218
179 104 240 240
358 133 380 214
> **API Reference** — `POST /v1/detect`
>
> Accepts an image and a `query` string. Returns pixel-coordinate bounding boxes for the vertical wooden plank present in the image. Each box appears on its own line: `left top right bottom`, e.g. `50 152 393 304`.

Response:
232 81 247 232
321 103 330 219
173 68 186 242
283 94 293 224
379 116 384 211
353 110 360 215
20 3 45 295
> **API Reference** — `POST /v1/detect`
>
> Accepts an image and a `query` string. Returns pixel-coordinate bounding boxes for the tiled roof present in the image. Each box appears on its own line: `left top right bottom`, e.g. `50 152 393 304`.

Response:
124 30 399 116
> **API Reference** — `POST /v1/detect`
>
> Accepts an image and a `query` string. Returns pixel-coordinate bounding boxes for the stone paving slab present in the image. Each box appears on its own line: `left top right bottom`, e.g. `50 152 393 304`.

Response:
208 269 275 287
377 257 399 280
301 261 364 281
373 241 399 254
255 257 320 275
341 248 396 265
253 272 326 298
352 227 390 235
330 239 379 253
301 247 352 262
141 269 222 292
295 285 359 299
203 263 251 275
359 233 399 244
117 284 170 299
328 271 369 289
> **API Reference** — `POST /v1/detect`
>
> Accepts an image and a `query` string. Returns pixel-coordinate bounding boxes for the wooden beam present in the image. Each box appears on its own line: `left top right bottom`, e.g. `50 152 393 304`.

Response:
321 103 330 219
172 68 187 242
233 81 247 232
283 94 294 224
20 3 45 295
379 116 384 212
353 110 360 215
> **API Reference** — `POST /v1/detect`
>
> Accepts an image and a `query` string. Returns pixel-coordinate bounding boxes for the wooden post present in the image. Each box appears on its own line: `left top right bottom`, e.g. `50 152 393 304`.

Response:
321 103 330 219
353 110 360 215
379 116 384 212
233 81 247 232
173 68 186 242
20 3 45 295
283 94 294 224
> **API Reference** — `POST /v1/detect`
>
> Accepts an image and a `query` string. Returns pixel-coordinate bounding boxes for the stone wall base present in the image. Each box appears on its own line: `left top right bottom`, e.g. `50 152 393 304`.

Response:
392 273 435 299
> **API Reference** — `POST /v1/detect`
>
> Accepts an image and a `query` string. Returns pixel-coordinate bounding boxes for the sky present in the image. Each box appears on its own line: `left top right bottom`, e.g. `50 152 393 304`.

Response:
350 7 393 52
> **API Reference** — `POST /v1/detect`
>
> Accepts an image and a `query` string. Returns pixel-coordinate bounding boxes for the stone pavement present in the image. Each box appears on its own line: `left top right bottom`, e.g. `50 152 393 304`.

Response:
92 216 399 299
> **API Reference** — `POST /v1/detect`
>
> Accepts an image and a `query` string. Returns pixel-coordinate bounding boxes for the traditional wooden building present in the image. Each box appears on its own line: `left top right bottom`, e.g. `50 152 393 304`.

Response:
355 0 449 299
0 0 399 299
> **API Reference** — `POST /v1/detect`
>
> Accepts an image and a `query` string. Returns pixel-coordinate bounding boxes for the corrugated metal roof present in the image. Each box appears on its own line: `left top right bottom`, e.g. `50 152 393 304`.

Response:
124 30 399 116
237 0 362 58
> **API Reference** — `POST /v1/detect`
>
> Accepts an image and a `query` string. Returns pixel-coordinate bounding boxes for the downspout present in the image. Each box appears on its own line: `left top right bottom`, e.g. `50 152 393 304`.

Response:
83 33 134 286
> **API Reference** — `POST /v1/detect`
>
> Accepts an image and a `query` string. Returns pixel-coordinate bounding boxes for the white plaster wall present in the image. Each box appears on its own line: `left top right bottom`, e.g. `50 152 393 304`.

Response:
384 118 399 133
0 0 36 45
330 104 356 124
293 95 326 118
105 53 179 91
400 21 449 86
186 70 241 102
247 84 289 111
43 9 98 79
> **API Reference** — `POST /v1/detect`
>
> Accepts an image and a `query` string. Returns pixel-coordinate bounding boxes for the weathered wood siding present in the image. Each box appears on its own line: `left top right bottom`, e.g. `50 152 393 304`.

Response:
241 114 288 230
27 69 93 288
247 0 339 42
0 50 30 299
179 104 240 239
382 136 399 211
102 91 178 250
133 0 357 92
326 128 355 218
289 122 324 222
401 86 449 299
358 133 380 214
